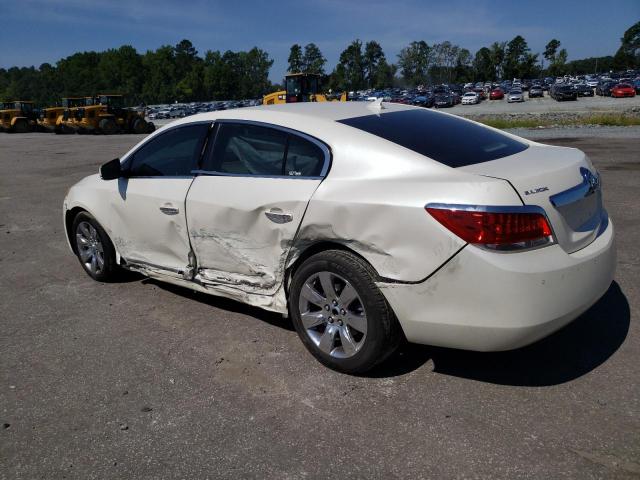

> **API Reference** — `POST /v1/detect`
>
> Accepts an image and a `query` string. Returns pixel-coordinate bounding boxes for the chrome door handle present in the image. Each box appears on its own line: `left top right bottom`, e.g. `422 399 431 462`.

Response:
265 209 293 224
160 206 179 215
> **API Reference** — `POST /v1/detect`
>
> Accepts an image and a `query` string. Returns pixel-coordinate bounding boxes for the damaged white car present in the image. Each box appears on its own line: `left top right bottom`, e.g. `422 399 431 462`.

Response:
64 102 616 373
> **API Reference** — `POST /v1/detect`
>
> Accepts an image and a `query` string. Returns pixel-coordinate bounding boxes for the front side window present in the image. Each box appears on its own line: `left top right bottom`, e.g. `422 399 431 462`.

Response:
127 123 210 177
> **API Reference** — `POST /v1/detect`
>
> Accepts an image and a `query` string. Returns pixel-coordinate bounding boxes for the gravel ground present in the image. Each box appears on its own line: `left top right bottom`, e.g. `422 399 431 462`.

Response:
450 93 639 115
507 125 640 139
0 130 638 479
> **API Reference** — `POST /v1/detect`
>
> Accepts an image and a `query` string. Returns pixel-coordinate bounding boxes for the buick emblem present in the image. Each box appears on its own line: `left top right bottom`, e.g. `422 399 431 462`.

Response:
580 167 600 196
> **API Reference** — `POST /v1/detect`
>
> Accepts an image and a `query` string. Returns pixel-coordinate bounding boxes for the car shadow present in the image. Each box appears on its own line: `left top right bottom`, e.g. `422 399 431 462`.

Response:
366 281 630 386
141 279 295 332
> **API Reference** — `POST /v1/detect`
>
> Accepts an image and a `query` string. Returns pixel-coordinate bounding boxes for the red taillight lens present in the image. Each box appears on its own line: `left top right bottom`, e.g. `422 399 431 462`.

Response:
426 205 554 250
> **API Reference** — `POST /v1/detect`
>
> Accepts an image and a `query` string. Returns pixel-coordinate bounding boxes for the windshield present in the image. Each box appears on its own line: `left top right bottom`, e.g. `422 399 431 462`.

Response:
63 98 85 108
338 109 528 168
286 77 302 95
100 96 124 108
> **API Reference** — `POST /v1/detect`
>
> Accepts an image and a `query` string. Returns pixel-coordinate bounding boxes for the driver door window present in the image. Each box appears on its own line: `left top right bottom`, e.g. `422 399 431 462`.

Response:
128 124 210 177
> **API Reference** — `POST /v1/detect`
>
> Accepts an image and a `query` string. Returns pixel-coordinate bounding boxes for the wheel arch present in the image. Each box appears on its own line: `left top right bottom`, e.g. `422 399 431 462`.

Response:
65 206 119 260
284 240 383 297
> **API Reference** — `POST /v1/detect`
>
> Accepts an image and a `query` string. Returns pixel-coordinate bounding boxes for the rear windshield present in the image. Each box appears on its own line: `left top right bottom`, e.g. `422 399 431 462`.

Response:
337 109 528 167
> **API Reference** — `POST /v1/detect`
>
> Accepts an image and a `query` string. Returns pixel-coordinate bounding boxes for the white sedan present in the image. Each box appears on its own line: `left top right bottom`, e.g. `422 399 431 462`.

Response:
63 102 615 373
461 92 480 105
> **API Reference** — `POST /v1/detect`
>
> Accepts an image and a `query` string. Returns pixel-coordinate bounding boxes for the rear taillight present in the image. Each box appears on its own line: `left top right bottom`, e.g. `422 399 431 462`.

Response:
426 203 554 251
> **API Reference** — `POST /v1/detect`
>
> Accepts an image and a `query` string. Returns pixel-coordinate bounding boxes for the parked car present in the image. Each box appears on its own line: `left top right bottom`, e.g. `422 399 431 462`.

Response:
412 94 435 108
595 81 616 96
633 78 640 94
611 83 636 98
63 102 615 373
489 88 504 100
507 89 524 103
574 83 594 97
528 85 544 98
461 92 480 105
434 94 455 108
550 84 578 101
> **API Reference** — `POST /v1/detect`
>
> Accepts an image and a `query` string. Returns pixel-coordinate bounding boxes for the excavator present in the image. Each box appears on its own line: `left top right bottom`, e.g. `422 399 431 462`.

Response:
263 73 347 105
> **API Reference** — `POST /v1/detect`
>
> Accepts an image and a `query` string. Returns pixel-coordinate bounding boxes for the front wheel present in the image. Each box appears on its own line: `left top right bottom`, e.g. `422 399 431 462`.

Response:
289 250 401 374
72 212 119 281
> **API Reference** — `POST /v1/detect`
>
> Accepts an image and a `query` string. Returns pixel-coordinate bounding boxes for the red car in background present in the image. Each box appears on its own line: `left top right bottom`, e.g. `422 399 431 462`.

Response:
489 88 504 100
611 83 636 98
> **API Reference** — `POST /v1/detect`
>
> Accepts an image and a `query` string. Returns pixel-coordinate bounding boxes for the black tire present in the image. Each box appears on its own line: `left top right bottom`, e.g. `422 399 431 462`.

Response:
99 118 118 135
71 212 119 282
289 250 401 374
146 121 156 133
13 119 29 133
131 118 148 134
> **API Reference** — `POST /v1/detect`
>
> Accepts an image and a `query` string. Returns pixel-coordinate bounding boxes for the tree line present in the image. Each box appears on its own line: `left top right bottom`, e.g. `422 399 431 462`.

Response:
0 40 273 106
0 22 638 105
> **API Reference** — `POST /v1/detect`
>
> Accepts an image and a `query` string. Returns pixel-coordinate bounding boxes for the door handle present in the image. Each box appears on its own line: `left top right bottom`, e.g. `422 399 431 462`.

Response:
265 209 293 224
160 205 179 215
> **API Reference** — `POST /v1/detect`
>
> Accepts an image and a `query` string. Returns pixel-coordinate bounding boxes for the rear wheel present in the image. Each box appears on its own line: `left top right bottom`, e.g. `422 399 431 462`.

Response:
72 212 118 282
290 250 401 374
132 118 148 134
99 118 118 135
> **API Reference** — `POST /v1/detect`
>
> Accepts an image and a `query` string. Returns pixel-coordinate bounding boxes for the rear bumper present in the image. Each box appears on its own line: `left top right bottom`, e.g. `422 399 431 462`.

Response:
378 218 616 351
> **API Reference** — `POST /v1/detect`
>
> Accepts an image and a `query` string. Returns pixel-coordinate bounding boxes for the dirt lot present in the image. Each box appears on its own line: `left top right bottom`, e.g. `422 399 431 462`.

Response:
450 90 640 115
1 131 639 479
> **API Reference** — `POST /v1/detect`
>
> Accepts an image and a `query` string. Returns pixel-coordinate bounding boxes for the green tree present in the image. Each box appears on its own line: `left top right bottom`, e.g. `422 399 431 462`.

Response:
503 36 538 79
97 45 143 100
544 39 561 63
613 21 640 69
474 47 493 80
363 40 384 88
489 42 506 79
397 40 431 86
288 44 304 73
302 43 326 74
141 46 177 103
333 40 366 91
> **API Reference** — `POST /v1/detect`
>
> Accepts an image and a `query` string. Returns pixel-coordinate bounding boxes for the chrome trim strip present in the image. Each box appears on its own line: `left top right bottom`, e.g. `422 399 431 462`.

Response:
190 170 322 180
549 167 600 208
425 203 548 215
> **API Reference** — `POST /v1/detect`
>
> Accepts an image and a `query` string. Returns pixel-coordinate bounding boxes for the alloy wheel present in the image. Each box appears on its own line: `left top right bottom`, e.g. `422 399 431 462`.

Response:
298 271 367 359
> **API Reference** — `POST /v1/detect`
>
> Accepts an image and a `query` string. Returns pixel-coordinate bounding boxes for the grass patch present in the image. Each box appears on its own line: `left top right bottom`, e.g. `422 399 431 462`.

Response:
477 113 640 129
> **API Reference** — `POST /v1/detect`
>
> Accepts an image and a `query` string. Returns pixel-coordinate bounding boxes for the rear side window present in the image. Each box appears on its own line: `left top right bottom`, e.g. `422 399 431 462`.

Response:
285 135 324 177
205 122 327 177
210 123 287 175
128 123 209 177
338 109 528 167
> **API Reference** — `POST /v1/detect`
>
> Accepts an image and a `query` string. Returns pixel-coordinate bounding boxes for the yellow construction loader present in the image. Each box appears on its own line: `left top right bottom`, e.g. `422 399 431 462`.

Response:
39 97 83 133
263 73 347 105
0 101 39 133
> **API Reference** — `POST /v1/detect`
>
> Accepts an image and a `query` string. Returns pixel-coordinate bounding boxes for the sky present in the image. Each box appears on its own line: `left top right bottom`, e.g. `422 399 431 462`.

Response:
1 0 639 81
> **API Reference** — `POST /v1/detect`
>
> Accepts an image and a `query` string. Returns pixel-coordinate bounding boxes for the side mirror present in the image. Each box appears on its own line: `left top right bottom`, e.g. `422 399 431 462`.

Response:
100 158 122 180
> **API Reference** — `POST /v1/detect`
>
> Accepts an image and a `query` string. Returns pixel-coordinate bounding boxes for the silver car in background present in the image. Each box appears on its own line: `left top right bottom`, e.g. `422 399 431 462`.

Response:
508 89 525 103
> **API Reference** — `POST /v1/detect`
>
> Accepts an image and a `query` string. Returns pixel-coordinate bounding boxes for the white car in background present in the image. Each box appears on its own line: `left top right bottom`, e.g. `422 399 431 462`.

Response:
508 89 525 103
63 102 615 374
461 92 480 105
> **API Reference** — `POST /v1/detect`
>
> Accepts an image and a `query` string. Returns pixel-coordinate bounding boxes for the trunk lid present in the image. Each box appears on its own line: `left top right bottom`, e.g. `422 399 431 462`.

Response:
459 143 604 253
